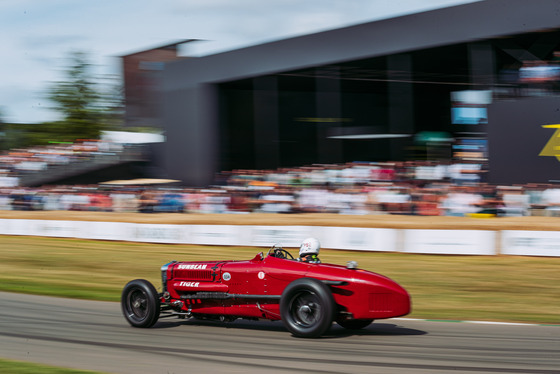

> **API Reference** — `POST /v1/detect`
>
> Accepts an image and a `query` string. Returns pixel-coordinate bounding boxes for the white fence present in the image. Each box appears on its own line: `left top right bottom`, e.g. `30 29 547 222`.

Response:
0 219 558 257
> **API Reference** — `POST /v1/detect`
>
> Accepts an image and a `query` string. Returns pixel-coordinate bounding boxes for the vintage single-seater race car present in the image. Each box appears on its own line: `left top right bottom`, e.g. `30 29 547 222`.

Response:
121 244 411 338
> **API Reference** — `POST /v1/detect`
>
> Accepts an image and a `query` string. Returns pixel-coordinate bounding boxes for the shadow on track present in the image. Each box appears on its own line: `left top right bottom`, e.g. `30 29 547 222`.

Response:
152 318 426 338
326 322 427 338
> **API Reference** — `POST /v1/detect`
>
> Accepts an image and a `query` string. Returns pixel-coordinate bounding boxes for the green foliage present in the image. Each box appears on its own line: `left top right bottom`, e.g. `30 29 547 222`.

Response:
46 51 123 141
0 359 105 374
48 52 101 127
0 123 50 150
0 122 86 150
123 126 162 134
0 51 124 150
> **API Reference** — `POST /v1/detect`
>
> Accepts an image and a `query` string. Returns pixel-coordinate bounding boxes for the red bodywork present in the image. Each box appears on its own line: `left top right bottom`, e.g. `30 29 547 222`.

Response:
161 252 410 321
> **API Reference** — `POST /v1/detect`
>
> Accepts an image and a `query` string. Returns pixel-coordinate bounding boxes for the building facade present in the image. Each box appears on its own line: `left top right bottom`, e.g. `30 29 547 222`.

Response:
138 0 560 186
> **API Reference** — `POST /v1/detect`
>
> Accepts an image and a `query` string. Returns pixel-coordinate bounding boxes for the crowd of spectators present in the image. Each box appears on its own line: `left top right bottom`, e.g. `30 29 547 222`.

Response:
0 140 125 187
2 160 560 217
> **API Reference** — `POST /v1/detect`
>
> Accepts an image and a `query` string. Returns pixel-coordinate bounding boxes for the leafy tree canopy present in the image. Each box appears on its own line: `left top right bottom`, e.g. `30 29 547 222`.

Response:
1 51 123 150
46 50 123 142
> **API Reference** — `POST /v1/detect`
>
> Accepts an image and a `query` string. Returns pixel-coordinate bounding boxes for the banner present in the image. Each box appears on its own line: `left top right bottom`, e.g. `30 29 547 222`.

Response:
1 218 559 257
502 230 560 257
402 229 496 255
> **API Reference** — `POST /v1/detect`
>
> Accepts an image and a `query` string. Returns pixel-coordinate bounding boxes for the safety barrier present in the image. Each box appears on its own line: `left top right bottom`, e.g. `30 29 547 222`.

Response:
0 219 558 257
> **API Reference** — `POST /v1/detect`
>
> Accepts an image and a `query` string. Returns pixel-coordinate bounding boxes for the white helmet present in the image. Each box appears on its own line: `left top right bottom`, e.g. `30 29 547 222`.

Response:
299 237 320 257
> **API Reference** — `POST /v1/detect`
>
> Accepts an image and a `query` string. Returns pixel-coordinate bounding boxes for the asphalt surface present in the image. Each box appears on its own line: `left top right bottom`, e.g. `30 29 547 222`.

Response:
0 291 558 374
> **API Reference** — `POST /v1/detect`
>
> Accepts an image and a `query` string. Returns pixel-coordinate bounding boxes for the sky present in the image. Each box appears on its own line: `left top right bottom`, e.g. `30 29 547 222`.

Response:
0 0 478 124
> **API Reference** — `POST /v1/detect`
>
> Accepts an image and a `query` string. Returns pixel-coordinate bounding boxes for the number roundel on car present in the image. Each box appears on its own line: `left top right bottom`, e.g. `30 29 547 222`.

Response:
222 272 231 281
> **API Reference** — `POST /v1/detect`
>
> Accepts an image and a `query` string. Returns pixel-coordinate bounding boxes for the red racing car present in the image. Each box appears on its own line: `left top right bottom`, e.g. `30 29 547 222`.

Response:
121 244 411 338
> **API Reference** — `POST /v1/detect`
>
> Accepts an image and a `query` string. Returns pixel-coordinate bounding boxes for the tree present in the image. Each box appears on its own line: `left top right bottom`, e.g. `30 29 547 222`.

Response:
46 51 123 141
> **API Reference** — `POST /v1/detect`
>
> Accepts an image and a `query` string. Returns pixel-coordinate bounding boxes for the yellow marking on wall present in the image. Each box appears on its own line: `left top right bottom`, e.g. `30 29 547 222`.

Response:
539 124 560 160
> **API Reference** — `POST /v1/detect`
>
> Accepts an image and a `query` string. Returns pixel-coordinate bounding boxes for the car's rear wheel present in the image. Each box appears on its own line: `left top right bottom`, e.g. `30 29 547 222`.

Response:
121 279 160 328
280 278 335 338
336 318 374 330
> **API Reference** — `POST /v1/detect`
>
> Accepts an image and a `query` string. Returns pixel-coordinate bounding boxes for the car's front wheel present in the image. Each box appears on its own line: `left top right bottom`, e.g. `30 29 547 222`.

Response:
121 279 160 328
280 278 335 338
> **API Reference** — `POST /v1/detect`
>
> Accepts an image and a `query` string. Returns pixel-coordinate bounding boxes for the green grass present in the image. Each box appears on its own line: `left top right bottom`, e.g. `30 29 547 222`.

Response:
0 235 559 324
0 358 106 374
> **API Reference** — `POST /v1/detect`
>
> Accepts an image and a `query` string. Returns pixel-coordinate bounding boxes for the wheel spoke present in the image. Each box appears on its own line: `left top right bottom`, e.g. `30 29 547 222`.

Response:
129 290 149 319
290 291 322 327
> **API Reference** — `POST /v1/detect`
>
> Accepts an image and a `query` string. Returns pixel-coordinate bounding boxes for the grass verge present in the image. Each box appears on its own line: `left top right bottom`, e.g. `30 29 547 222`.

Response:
0 358 105 374
0 235 559 324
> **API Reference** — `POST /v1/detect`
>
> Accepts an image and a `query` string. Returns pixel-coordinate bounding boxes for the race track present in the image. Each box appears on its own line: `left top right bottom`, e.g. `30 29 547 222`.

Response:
0 292 558 374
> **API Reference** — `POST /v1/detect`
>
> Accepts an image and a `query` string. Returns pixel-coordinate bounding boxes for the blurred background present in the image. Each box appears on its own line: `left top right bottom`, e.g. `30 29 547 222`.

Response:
3 0 560 218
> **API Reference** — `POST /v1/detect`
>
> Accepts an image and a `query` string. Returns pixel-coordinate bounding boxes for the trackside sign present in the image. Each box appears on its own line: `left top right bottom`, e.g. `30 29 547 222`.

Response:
0 218 558 257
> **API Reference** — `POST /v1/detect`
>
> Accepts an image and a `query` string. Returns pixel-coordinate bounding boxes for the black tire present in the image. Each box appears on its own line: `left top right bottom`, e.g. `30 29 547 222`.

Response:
121 279 160 328
280 278 335 338
336 318 373 330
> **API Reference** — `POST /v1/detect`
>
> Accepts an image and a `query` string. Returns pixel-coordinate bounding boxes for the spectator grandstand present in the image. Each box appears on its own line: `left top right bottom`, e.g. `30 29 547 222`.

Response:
1 160 559 217
0 139 148 187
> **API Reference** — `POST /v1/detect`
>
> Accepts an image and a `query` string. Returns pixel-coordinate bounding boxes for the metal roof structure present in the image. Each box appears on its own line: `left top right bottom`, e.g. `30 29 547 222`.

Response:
163 0 560 86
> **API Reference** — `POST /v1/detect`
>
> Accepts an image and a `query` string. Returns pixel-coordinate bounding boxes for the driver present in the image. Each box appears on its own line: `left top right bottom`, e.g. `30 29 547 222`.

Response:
297 237 321 263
